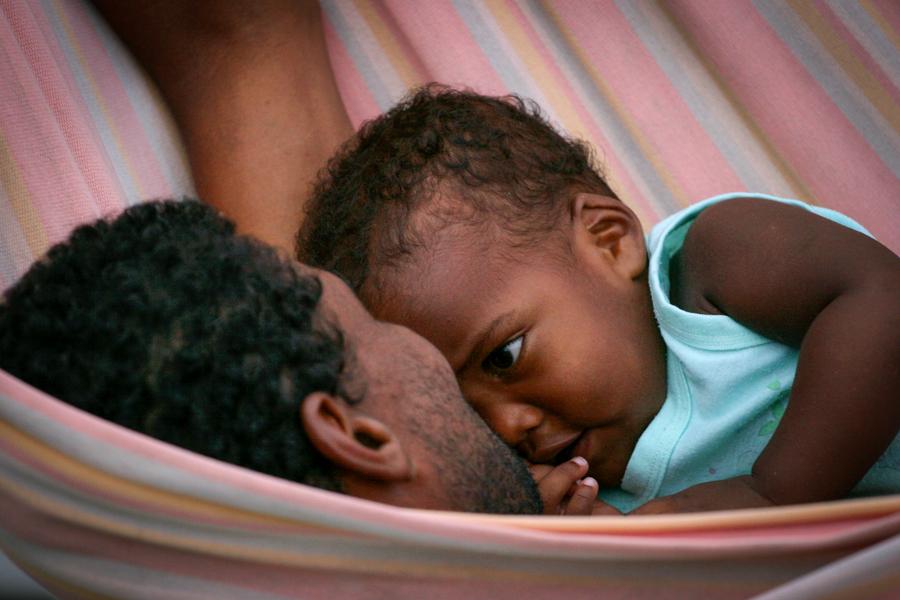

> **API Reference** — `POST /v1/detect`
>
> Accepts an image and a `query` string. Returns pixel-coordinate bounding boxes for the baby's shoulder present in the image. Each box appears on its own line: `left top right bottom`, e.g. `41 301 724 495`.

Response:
665 197 771 314
669 196 836 314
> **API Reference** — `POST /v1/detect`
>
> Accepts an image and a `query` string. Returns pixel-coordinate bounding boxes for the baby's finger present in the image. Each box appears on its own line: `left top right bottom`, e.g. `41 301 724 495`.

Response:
527 462 555 483
562 477 599 515
536 456 589 514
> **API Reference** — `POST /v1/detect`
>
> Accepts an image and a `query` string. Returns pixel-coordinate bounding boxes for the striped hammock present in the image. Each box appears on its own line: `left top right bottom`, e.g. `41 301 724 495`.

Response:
1 1 898 598
3 370 900 599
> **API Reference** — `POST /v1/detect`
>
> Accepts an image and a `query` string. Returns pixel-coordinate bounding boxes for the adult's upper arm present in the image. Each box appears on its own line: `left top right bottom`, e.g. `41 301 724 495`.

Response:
92 0 353 254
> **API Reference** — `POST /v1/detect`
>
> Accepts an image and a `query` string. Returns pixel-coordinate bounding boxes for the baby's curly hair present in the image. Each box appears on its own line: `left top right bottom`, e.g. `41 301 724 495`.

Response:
0 200 347 491
298 84 614 300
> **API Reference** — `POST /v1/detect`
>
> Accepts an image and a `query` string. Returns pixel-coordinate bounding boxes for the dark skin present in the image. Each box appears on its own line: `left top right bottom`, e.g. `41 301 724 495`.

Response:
635 197 900 513
375 193 900 515
92 0 593 513
91 0 353 254
95 1 900 514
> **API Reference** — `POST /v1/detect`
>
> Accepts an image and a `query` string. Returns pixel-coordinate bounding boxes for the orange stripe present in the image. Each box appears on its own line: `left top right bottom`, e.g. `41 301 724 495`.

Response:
792 0 900 135
485 0 591 141
541 3 690 212
353 0 424 88
453 494 900 533
657 3 815 203
0 420 323 531
861 0 900 50
0 132 48 258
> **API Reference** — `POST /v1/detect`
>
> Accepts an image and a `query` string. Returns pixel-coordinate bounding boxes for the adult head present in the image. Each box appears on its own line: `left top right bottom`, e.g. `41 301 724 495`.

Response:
0 200 541 514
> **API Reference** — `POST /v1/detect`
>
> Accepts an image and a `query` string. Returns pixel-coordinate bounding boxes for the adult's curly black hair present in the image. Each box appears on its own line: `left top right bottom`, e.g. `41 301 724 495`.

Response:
297 84 614 301
0 200 348 491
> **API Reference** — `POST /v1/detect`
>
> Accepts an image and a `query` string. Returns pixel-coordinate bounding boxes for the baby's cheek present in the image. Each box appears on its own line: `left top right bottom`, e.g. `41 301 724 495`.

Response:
473 403 521 447
457 384 494 423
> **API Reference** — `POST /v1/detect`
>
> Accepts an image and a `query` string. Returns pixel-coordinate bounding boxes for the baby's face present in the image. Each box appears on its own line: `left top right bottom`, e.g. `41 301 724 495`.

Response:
368 223 668 487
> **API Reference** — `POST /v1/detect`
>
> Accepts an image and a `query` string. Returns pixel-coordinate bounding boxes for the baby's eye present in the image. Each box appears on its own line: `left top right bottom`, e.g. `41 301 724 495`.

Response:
483 335 524 372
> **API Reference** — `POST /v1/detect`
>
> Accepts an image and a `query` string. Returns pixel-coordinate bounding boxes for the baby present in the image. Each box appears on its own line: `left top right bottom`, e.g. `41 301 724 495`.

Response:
299 85 900 514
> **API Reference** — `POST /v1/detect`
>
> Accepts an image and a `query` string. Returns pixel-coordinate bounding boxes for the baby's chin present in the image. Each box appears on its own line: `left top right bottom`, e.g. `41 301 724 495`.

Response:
577 428 634 488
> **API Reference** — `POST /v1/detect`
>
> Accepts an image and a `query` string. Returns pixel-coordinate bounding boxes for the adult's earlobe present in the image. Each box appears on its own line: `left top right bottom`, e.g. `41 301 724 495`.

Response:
571 192 647 279
301 392 413 481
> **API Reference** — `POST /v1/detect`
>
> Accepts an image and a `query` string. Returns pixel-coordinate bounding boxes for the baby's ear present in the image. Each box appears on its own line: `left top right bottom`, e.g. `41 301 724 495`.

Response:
571 192 647 279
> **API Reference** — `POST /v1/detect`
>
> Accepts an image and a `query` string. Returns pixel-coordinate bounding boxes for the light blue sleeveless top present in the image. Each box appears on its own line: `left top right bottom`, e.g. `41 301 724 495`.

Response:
601 193 900 513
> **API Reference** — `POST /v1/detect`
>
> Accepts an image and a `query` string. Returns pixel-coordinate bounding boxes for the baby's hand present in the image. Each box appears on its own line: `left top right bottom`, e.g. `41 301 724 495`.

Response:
529 457 600 515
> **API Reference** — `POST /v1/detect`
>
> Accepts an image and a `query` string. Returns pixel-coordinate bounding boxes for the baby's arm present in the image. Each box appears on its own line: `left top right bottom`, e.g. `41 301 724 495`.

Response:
93 0 353 253
640 198 900 513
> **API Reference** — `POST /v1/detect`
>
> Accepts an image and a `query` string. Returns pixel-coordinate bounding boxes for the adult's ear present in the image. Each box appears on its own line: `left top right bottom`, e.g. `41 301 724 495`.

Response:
301 392 412 481
571 192 647 280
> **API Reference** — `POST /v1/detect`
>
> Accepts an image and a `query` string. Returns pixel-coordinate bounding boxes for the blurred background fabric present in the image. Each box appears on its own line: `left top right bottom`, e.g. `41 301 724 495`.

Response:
0 1 898 598
1 0 897 291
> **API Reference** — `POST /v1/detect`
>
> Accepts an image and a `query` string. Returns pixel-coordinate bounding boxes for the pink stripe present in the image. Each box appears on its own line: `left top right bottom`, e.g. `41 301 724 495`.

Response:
868 0 900 33
7 367 900 557
57 0 170 200
813 0 900 109
0 499 352 597
5 477 900 563
1 372 568 551
0 371 384 525
552 1 746 203
370 1 429 82
381 0 507 96
21 2 125 219
501 0 660 224
0 4 108 246
0 432 331 536
324 18 381 127
666 0 900 250
0 498 773 600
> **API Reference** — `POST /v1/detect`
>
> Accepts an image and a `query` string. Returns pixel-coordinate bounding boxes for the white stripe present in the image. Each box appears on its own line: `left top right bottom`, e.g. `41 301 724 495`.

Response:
82 1 194 202
755 0 900 177
826 0 900 82
615 0 801 196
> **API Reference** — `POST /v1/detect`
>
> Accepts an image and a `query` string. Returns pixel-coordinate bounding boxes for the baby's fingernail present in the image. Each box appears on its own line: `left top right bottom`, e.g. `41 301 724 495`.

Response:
582 477 598 488
571 456 588 468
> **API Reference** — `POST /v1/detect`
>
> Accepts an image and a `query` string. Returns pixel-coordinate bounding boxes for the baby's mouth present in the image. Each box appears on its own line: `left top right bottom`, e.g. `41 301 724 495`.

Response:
552 431 587 466
527 431 582 465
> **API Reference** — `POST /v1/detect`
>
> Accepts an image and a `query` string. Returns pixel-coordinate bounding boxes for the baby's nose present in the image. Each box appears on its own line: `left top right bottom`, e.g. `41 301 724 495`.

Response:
485 402 544 454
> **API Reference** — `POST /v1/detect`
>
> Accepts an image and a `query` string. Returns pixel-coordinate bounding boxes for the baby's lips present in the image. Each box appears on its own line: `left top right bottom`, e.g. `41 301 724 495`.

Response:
530 431 583 464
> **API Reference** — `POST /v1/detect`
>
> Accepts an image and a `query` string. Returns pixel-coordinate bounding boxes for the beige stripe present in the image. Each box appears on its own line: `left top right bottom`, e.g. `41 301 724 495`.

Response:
2 475 626 585
0 132 49 258
483 0 592 143
449 494 900 532
352 0 424 88
540 3 690 219
861 0 900 51
657 2 815 203
790 0 900 135
0 421 331 531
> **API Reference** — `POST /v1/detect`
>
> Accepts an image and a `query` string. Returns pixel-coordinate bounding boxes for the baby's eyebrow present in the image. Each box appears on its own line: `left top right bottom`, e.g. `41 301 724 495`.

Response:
456 311 517 376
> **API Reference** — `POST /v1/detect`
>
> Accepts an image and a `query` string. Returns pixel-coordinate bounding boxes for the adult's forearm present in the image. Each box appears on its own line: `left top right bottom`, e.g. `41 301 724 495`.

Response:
93 0 353 253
